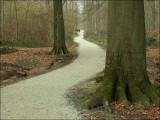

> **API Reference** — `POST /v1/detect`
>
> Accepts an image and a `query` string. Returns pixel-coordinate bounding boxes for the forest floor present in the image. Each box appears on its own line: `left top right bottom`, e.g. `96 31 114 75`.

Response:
70 49 160 120
0 44 78 87
69 34 160 119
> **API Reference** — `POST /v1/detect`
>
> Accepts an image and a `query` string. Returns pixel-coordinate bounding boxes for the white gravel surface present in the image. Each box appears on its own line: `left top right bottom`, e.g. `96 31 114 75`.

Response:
0 30 105 119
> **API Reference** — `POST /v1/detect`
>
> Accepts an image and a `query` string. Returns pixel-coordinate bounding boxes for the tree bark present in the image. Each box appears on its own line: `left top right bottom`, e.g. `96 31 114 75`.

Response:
0 0 1 41
77 1 159 112
102 0 160 108
51 0 69 55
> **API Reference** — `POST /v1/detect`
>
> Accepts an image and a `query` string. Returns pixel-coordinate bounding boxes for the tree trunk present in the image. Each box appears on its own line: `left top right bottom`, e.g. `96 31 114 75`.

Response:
51 0 69 55
77 1 159 112
0 0 1 41
102 0 160 108
65 0 67 14
9 1 12 24
14 0 18 41
94 0 98 34
0 0 3 41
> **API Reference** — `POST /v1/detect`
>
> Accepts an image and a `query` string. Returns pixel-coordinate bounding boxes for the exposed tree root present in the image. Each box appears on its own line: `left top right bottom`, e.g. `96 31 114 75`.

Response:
50 46 71 55
140 81 160 106
77 85 104 109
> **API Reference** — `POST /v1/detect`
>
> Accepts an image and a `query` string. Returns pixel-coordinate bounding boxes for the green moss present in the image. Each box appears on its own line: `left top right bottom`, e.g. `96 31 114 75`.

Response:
140 81 160 105
75 68 159 112
103 71 117 102
82 86 97 95
0 40 51 48
77 85 104 109
84 32 107 49
95 75 103 83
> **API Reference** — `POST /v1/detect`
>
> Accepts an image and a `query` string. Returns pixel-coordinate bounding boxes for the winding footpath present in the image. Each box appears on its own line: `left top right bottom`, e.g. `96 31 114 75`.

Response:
1 30 105 119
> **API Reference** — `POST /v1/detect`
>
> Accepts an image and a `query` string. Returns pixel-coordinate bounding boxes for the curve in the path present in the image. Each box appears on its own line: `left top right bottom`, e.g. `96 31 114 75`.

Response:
1 30 105 119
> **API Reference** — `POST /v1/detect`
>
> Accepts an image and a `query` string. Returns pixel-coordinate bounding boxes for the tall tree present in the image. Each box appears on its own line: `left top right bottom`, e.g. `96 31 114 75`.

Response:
0 0 3 41
103 0 159 108
83 0 160 112
0 0 1 40
51 0 69 55
14 0 18 41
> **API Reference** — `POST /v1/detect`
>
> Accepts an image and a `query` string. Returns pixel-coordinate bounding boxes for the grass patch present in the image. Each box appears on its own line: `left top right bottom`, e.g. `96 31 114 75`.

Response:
0 40 51 48
84 32 107 49
0 35 75 48
0 47 18 54
84 32 159 49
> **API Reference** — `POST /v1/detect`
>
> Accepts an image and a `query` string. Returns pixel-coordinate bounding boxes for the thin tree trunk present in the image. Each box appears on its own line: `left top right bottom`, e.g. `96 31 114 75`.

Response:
0 0 1 40
65 0 67 13
14 0 18 41
158 1 160 69
0 0 4 41
25 2 29 39
94 0 98 34
9 1 12 24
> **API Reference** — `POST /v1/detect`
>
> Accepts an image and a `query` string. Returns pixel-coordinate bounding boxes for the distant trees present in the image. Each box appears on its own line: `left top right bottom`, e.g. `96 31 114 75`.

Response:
51 0 69 55
82 0 159 42
145 0 158 31
82 1 108 34
0 0 78 47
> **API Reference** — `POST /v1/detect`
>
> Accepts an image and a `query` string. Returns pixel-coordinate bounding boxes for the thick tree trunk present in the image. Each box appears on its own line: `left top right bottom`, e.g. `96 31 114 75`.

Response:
70 0 159 113
51 0 69 55
103 1 160 108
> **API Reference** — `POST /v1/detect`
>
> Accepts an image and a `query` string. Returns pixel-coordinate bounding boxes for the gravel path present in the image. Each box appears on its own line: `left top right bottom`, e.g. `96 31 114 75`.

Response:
1 30 105 119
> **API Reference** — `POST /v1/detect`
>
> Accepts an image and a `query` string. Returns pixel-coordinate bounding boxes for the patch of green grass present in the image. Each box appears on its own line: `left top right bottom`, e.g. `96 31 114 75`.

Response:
0 40 51 48
84 33 107 49
0 47 18 54
0 34 74 48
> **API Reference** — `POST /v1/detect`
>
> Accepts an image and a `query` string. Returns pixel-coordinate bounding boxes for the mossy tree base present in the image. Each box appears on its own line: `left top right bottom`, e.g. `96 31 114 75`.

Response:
77 0 160 115
78 72 160 113
103 70 160 110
